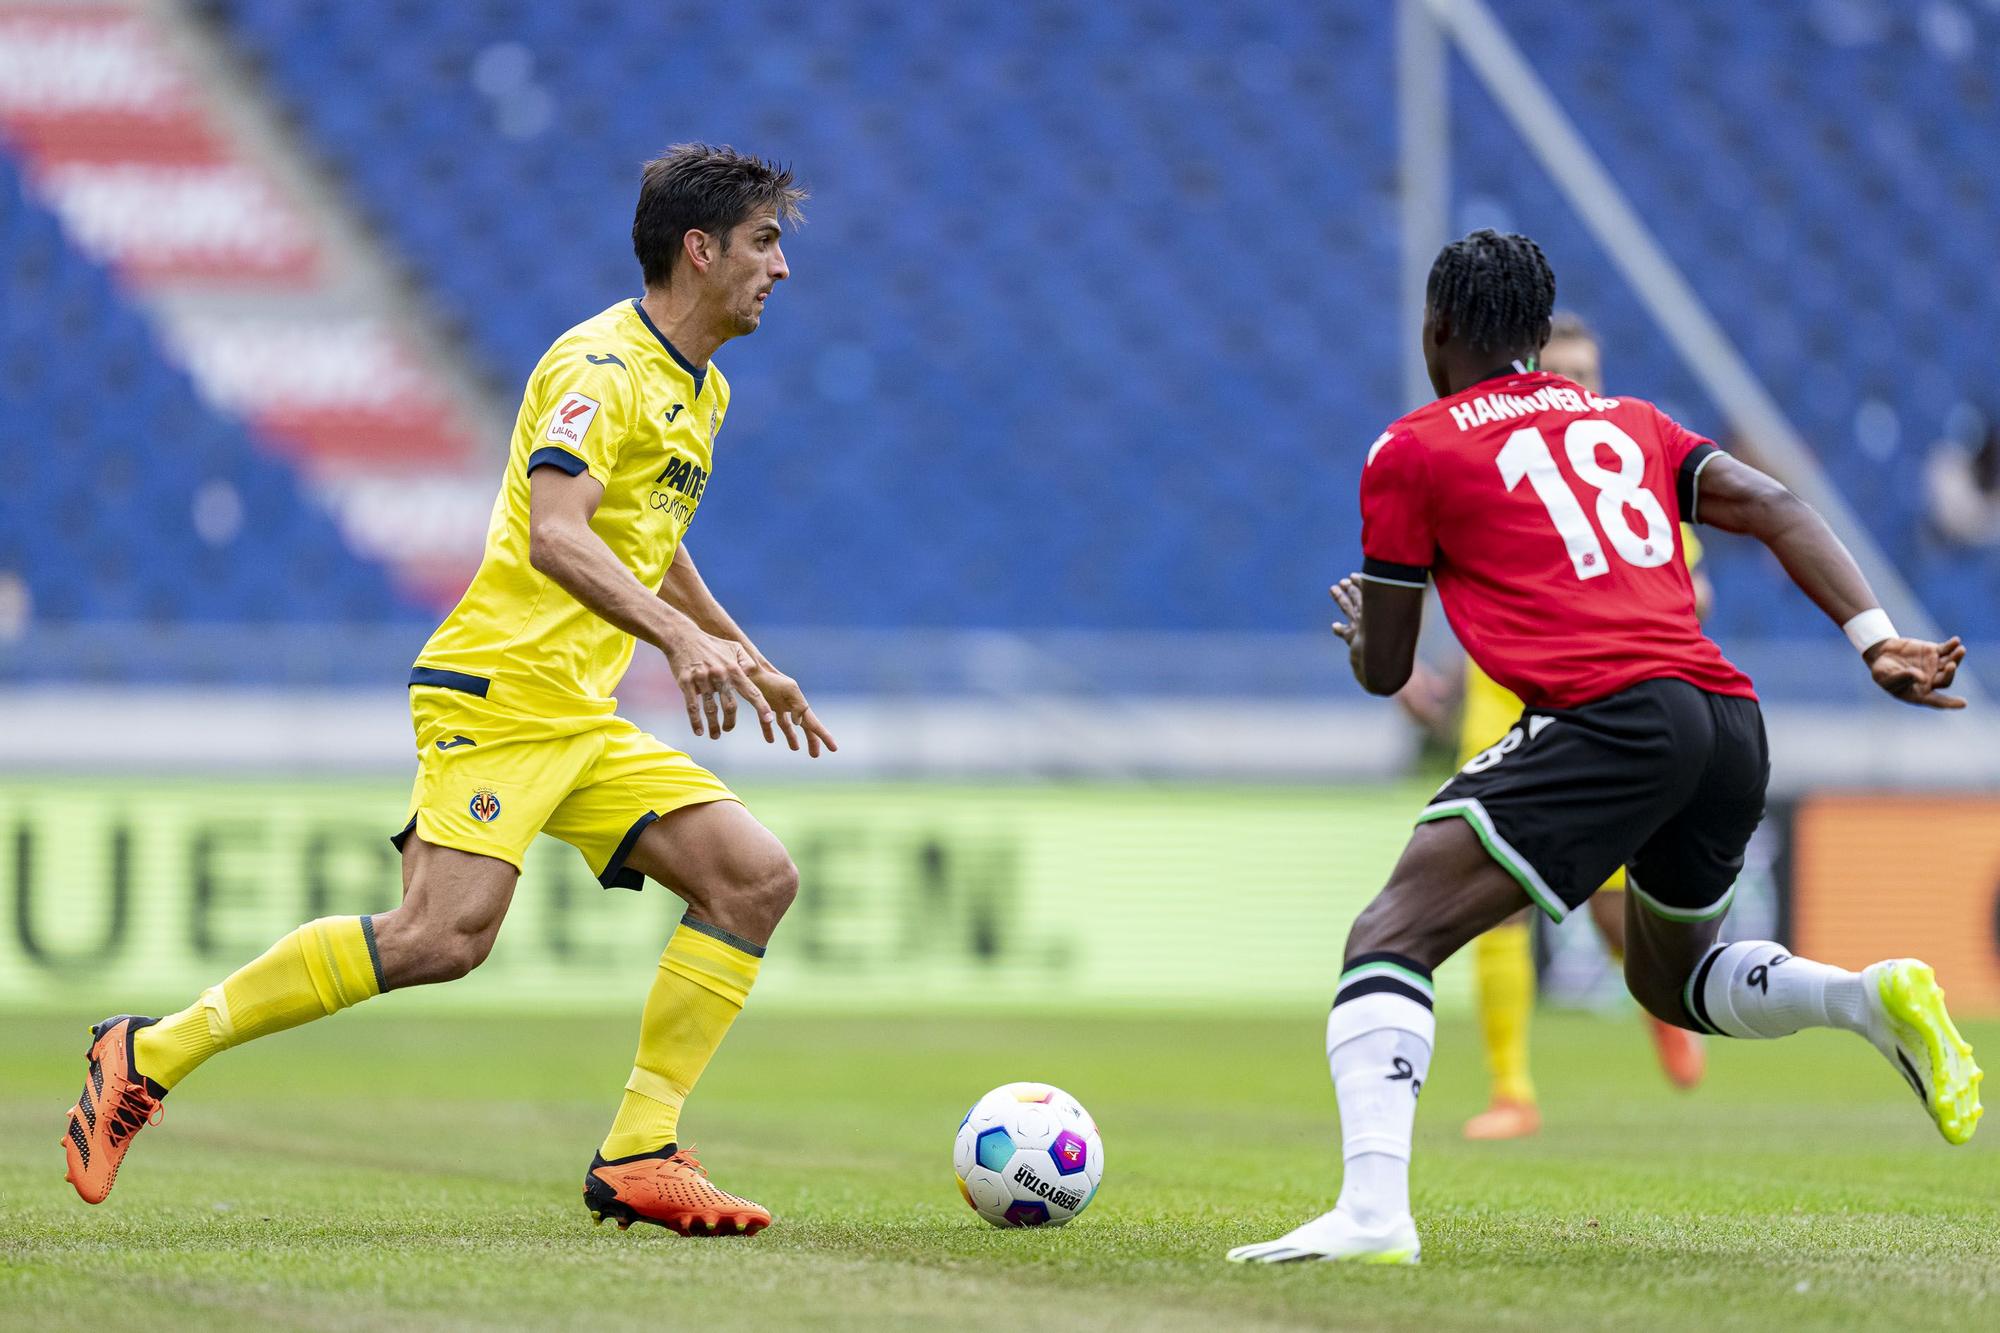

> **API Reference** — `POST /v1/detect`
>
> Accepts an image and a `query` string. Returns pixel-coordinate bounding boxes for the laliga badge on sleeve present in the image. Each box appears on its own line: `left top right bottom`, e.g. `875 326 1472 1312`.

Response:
545 392 601 448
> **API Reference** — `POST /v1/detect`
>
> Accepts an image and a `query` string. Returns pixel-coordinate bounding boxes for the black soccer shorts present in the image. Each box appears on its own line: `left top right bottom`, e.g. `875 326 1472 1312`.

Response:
1418 676 1769 922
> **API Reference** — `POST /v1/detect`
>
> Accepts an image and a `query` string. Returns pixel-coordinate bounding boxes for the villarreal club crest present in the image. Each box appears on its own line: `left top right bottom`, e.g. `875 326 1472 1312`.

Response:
468 787 502 823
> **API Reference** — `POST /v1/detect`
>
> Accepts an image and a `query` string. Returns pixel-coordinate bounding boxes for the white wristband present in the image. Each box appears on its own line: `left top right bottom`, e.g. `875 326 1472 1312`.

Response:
1842 608 1896 653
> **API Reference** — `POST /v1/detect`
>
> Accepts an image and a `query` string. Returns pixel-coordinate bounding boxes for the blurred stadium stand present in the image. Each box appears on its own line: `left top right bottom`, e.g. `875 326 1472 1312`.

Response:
0 0 1993 720
208 0 2000 652
1455 0 2000 643
0 0 495 688
0 148 425 655
214 0 1406 638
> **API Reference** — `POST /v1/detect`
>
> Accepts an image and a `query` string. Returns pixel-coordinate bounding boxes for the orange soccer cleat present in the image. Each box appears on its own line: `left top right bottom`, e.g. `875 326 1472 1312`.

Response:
1462 1097 1541 1141
61 1016 167 1204
1648 1014 1707 1090
583 1145 771 1237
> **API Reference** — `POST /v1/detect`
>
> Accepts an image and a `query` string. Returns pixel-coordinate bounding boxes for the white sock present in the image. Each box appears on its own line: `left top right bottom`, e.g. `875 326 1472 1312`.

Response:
1687 939 1869 1039
1327 956 1436 1227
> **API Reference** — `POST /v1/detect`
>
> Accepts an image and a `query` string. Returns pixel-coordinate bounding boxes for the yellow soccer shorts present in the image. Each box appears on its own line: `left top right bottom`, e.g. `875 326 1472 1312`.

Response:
391 681 737 889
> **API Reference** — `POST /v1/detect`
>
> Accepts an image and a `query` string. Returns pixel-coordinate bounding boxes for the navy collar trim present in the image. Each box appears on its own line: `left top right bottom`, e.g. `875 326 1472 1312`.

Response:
630 298 706 397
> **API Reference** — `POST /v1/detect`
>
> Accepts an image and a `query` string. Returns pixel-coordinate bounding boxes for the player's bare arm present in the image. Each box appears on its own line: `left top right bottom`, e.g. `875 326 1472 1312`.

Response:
1329 575 1424 696
1695 453 1965 709
527 466 773 736
658 544 838 756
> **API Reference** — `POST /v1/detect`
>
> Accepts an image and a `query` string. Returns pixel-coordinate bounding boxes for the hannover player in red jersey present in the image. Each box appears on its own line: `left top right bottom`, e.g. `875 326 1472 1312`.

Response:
1229 230 1981 1266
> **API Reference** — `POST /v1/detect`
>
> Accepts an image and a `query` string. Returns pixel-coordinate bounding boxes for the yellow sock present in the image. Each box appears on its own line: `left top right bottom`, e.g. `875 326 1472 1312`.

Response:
600 918 763 1160
1473 923 1536 1105
133 916 385 1090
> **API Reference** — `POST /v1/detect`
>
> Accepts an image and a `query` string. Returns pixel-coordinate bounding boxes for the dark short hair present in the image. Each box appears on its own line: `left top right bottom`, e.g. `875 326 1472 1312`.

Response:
632 143 807 288
1547 310 1596 346
1425 229 1556 354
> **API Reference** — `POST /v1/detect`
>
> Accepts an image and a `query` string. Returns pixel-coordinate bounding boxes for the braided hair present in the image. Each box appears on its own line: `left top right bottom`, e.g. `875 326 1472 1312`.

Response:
1425 229 1556 357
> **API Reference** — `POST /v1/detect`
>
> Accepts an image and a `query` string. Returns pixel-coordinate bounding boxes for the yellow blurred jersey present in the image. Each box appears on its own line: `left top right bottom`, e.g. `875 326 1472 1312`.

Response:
413 299 728 709
1456 524 1705 766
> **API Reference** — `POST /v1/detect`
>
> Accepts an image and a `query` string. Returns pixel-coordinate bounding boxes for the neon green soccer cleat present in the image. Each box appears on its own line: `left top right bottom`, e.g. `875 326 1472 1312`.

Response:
1864 959 1983 1146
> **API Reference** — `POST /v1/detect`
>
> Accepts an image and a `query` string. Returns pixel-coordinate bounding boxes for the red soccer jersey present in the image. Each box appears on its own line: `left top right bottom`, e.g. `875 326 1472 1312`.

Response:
1358 370 1755 710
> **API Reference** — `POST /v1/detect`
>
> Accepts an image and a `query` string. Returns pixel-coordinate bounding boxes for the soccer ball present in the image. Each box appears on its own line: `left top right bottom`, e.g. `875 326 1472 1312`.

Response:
952 1081 1104 1228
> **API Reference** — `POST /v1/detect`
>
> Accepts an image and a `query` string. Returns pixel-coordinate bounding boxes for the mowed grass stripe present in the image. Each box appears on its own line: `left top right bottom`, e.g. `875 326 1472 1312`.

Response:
3 1011 1997 1331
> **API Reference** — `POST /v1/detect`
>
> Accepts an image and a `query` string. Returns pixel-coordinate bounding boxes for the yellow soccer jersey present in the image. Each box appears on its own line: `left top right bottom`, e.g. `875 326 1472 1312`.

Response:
1456 663 1524 769
414 299 729 708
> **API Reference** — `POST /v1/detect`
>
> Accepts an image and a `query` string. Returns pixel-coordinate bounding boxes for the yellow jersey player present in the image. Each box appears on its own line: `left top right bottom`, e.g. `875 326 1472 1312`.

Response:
1457 313 1711 1140
62 144 832 1237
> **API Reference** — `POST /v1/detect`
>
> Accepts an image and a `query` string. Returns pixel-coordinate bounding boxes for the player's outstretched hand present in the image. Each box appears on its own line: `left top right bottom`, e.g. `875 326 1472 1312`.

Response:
749 665 839 757
664 628 775 738
1329 577 1363 645
1865 635 1966 710
1330 575 1368 681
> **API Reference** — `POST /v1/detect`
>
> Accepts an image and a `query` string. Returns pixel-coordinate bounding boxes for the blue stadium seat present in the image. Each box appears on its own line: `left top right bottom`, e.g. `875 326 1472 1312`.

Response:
1457 0 2000 639
0 152 426 678
218 0 1409 636
213 0 2000 647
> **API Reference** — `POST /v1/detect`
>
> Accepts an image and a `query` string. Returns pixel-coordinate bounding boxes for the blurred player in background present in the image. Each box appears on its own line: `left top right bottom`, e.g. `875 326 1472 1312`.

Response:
1451 313 1710 1141
62 144 834 1238
1232 229 1978 1265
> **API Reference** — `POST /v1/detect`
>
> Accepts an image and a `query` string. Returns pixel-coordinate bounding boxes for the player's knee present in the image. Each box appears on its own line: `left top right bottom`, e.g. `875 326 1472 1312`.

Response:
405 922 493 984
742 850 799 927
377 904 496 985
430 925 497 982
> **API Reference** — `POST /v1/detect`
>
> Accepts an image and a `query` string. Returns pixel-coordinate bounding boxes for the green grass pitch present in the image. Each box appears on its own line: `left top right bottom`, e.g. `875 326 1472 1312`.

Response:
4 1008 1996 1330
